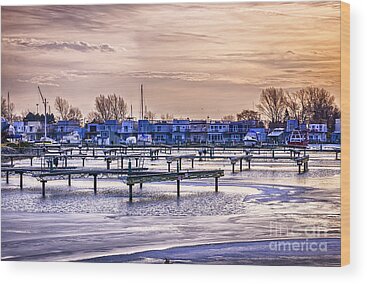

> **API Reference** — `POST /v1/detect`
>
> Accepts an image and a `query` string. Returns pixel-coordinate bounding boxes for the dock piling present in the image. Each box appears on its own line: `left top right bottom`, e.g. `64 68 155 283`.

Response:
20 173 23 190
129 184 133 202
41 181 47 197
68 174 71 186
167 162 171 172
177 180 180 197
215 177 218 192
6 171 9 184
93 174 97 194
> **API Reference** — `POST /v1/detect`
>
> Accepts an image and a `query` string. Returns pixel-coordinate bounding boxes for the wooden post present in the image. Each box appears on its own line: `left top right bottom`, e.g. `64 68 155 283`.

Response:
298 164 301 174
129 184 133 202
128 160 132 175
65 157 68 168
68 174 71 186
191 158 194 169
240 159 243 171
179 158 182 170
232 162 235 173
19 173 23 190
135 158 139 167
41 181 47 198
82 158 85 167
93 174 97 194
30 157 33 166
177 180 180 197
167 162 171 172
120 157 124 169
106 158 111 170
10 157 14 167
248 159 251 170
272 150 275 159
140 183 143 189
304 161 307 173
215 177 218 192
6 171 9 184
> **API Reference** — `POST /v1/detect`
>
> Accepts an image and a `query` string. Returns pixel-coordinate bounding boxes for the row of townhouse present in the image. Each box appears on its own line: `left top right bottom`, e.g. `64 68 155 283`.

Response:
11 120 85 142
7 116 341 145
268 119 336 144
117 119 266 145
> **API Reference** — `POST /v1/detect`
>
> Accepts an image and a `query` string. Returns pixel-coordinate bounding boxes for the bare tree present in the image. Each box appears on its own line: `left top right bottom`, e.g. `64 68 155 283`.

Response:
256 87 287 123
54 97 70 120
1 96 15 121
236 110 260 121
221 114 235 121
91 94 128 122
54 97 82 122
67 106 82 121
87 111 103 123
94 95 111 121
161 113 174 120
109 94 128 121
1 97 7 118
303 87 340 130
145 110 156 121
285 90 310 122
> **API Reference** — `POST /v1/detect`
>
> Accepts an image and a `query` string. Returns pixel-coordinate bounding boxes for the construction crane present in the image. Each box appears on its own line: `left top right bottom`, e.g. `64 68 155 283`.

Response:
37 86 47 140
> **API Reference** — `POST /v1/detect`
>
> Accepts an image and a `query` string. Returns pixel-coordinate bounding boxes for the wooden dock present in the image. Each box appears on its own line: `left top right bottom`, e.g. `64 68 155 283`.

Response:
121 169 225 202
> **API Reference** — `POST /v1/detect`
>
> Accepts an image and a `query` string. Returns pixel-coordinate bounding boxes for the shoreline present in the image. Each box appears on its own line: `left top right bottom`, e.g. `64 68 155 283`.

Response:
80 238 341 267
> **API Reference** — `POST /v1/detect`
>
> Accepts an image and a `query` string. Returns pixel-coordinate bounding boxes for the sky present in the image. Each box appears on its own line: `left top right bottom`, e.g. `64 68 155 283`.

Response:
1 1 341 120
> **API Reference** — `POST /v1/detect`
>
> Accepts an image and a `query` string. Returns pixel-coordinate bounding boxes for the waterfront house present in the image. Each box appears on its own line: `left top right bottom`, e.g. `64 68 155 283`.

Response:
24 121 43 141
228 120 263 143
138 119 153 143
172 119 190 143
189 120 207 144
309 123 328 143
268 128 285 144
86 120 120 145
331 119 341 143
152 121 173 144
286 119 299 133
208 120 229 144
53 120 82 142
119 119 138 143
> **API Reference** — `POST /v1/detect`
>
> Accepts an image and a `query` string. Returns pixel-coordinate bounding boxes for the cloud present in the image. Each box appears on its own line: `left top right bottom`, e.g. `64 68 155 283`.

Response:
127 71 211 82
2 37 115 53
17 73 61 87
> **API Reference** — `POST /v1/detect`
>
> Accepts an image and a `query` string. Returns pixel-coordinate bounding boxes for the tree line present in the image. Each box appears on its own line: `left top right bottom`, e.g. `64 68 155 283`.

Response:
223 86 340 131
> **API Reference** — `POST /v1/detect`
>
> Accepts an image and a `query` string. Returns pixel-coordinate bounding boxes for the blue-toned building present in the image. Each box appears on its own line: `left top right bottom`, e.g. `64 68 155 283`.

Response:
119 119 138 142
52 120 82 141
152 121 173 144
86 120 120 145
331 119 341 143
172 119 190 143
189 120 207 143
208 121 229 143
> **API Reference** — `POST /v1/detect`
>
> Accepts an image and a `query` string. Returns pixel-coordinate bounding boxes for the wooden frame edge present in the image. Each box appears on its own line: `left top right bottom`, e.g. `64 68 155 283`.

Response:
341 1 350 267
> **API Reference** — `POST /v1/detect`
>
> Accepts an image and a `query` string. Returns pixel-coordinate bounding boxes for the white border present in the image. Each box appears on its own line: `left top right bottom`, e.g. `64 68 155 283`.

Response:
1 0 366 283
